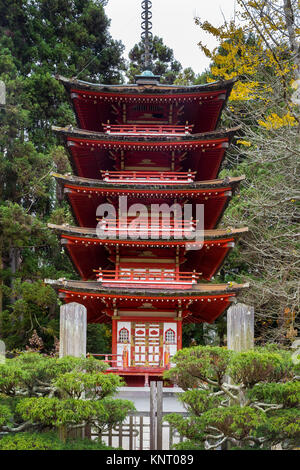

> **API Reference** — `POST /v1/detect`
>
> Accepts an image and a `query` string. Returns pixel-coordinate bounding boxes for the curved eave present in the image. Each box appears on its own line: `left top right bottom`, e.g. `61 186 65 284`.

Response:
53 126 239 181
52 125 240 144
52 172 245 192
57 75 237 96
52 172 245 230
45 278 248 296
56 76 237 134
45 278 248 324
48 223 248 241
48 224 248 281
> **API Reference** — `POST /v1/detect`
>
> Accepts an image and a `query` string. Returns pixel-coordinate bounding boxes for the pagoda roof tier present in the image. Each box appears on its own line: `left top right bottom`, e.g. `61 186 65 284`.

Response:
45 278 248 324
53 172 244 230
48 224 248 281
57 75 236 134
53 126 238 181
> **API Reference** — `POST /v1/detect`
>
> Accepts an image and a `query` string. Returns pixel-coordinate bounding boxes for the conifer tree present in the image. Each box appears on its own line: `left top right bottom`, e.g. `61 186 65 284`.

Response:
0 0 124 350
126 35 182 83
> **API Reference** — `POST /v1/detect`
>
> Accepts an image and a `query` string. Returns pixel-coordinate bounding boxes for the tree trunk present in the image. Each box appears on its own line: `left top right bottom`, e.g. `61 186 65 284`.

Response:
0 242 3 315
9 247 21 304
283 0 300 71
283 0 300 108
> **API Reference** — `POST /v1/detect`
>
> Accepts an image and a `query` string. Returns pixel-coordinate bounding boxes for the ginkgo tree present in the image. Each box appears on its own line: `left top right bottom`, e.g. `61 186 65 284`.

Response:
194 0 299 343
196 0 299 121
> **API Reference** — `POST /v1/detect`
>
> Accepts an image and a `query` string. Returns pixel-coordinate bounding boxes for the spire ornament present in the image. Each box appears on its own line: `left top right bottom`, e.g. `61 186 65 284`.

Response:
141 0 153 70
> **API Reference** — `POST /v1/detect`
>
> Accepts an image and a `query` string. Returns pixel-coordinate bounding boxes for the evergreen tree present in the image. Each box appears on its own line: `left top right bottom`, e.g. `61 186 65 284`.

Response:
165 345 300 450
0 0 125 350
0 352 134 446
126 35 182 84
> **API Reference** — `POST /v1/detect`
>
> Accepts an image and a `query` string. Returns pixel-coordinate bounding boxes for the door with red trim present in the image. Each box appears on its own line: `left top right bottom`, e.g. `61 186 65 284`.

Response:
131 322 163 367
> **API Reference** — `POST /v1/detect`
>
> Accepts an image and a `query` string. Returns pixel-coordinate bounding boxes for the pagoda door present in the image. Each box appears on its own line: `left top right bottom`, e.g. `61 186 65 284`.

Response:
131 322 163 368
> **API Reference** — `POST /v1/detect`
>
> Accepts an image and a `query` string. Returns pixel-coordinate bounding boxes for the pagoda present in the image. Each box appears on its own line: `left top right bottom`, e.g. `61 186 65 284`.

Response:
46 6 248 386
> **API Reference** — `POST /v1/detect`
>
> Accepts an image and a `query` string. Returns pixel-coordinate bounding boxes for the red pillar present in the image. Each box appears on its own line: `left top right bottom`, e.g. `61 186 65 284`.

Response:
112 318 117 358
177 320 182 350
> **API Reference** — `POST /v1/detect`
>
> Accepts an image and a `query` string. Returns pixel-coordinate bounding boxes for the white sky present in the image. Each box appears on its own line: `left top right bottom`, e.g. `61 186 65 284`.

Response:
105 0 237 74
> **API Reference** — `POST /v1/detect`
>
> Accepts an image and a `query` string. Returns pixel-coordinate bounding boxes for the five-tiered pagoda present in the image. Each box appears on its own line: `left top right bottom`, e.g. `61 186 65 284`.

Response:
46 6 248 386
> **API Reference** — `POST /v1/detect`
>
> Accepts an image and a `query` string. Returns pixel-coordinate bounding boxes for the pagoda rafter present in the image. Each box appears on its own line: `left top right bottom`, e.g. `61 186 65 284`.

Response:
46 278 249 325
49 224 248 282
56 75 237 134
52 172 244 230
53 125 239 181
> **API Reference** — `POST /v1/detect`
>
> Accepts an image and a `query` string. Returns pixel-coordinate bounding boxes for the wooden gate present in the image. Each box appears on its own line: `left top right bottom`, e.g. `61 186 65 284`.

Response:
92 382 187 450
95 412 186 450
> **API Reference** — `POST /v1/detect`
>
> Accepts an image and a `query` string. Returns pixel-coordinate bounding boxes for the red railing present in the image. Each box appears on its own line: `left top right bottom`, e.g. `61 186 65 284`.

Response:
94 268 200 286
100 170 196 184
87 353 121 368
97 217 197 234
102 123 193 135
87 353 170 371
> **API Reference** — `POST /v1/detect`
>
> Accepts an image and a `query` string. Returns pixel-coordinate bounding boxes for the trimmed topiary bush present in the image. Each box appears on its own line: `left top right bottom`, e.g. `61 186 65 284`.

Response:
0 432 115 450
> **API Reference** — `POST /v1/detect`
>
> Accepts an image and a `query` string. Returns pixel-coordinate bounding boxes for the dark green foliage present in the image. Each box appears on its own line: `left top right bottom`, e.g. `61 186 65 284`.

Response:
164 346 233 389
0 432 114 450
200 406 266 440
182 324 204 347
87 323 111 354
177 389 223 416
164 414 205 442
0 403 12 426
229 350 294 387
0 352 109 397
126 36 182 84
247 382 300 408
171 440 205 450
164 346 300 450
257 409 300 443
0 1 125 351
0 353 135 445
16 396 134 430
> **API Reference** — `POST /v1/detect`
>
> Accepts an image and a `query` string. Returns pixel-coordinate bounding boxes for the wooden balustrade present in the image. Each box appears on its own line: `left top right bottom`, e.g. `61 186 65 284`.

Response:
102 123 193 135
94 268 200 286
97 216 197 234
100 170 196 183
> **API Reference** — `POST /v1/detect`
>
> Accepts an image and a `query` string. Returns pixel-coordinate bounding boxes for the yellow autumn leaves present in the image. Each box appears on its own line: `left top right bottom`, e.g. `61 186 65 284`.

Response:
258 112 298 130
196 10 299 131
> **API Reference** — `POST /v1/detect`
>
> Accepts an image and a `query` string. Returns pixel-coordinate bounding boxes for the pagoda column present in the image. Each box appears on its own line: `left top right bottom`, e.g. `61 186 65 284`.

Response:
177 320 182 350
112 317 118 357
59 302 87 358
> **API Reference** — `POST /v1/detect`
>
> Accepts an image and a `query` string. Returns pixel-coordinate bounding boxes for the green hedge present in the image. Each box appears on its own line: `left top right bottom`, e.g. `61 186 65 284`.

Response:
0 432 115 450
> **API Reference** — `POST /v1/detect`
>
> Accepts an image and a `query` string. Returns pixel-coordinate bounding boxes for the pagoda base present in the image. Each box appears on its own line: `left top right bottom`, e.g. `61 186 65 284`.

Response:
104 366 171 387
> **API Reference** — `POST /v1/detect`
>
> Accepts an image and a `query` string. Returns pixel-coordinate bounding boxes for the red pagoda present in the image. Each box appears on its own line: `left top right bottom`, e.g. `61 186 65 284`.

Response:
46 6 248 386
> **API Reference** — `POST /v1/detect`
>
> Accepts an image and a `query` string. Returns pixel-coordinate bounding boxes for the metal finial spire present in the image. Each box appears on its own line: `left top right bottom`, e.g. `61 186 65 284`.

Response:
141 0 153 70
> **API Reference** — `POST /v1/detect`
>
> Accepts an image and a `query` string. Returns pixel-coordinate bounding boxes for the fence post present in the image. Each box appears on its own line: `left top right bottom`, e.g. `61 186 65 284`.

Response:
140 416 144 450
156 381 163 450
150 381 157 450
227 303 254 352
